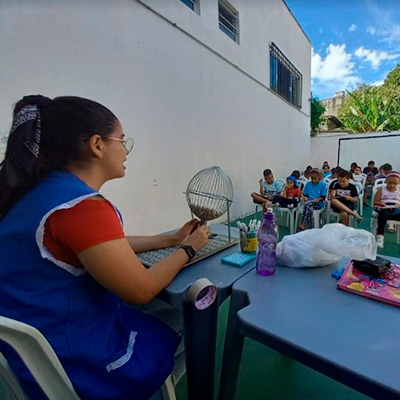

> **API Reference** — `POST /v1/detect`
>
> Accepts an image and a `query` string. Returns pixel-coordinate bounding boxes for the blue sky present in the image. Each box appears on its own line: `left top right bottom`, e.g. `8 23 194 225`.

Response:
285 0 400 99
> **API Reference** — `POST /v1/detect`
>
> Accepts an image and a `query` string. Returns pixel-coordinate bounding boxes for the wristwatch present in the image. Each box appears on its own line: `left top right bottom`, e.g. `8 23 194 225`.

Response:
178 244 197 261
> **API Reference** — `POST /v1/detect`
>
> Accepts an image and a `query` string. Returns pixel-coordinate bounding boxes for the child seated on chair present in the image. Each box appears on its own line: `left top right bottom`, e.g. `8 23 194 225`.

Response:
330 170 361 226
298 169 327 230
374 172 400 248
375 163 392 180
272 176 302 208
291 170 301 179
322 164 332 179
251 169 282 211
352 165 364 184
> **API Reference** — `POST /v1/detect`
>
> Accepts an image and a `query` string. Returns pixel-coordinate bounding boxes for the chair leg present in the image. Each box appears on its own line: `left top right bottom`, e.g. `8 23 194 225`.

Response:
314 211 319 229
289 211 294 234
160 375 176 400
371 217 377 236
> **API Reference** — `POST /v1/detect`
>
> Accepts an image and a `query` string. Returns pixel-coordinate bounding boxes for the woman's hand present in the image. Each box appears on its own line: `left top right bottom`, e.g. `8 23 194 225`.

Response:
183 224 210 252
175 219 200 243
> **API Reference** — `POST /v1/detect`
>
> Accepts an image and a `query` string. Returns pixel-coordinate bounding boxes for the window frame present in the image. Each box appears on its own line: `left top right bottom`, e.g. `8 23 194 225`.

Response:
218 0 239 43
179 0 200 14
269 42 302 108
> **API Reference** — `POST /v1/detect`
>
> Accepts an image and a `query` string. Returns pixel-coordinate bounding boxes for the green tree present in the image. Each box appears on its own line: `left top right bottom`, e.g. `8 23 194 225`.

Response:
338 84 400 133
384 63 400 88
310 95 326 135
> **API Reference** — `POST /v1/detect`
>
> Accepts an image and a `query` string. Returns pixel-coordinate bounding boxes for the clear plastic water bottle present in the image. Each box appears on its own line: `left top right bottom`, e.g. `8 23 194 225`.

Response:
256 208 279 276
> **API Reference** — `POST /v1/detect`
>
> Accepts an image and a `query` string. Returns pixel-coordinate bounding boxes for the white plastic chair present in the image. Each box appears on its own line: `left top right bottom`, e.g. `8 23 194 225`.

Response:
351 180 364 217
295 200 326 229
0 315 80 400
297 176 309 187
0 316 175 400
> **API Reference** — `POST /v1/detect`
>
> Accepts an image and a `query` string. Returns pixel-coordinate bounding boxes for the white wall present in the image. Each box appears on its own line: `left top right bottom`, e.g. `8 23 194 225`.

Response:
0 0 311 234
310 131 400 171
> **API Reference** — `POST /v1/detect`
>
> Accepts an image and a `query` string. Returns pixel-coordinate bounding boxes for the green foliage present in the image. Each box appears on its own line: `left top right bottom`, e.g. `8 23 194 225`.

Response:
310 95 326 135
338 83 400 133
384 64 400 88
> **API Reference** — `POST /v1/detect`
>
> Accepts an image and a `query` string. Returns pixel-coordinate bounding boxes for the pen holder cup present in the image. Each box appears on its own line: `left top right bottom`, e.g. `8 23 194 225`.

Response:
240 231 258 254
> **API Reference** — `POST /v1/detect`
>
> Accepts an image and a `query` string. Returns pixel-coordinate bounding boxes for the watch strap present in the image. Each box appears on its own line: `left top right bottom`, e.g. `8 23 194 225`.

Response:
178 244 196 261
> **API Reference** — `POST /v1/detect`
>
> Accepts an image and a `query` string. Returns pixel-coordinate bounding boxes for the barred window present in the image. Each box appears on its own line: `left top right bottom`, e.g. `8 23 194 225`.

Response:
219 0 239 43
270 43 302 108
180 0 198 13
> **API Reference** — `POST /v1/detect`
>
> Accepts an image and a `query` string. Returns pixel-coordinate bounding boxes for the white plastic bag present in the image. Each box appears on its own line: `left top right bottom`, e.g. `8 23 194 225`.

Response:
276 223 377 268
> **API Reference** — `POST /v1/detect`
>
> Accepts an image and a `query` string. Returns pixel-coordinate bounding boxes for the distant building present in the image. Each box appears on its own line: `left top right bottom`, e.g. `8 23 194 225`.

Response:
320 91 346 131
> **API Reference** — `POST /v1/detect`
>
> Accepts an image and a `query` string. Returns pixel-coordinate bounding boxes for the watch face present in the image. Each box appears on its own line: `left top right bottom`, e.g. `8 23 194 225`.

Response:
187 246 196 258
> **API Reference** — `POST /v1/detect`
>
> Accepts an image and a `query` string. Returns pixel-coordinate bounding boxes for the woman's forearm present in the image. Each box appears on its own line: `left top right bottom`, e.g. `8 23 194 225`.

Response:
126 234 180 253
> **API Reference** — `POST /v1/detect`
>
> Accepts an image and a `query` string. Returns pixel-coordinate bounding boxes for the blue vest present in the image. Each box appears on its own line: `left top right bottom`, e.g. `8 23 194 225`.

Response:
0 171 180 400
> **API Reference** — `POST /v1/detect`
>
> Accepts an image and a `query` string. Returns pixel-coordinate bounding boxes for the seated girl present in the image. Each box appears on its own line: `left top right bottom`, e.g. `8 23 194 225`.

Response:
299 169 327 230
330 170 361 226
272 176 302 208
322 163 332 179
374 172 400 248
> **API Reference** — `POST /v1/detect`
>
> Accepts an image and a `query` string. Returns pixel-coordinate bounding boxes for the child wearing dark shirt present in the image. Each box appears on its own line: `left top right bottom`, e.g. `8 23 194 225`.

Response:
330 170 361 226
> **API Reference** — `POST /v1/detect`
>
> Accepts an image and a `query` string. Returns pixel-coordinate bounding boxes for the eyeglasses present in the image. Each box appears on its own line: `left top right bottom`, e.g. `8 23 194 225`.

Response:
104 137 135 154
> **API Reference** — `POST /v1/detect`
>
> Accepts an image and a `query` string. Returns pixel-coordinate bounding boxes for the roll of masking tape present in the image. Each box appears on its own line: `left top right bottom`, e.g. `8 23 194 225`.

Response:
187 278 217 310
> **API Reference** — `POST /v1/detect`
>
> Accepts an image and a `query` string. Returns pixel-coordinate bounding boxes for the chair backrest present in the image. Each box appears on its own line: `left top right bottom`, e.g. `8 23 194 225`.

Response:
352 175 366 187
0 353 29 400
0 316 81 400
298 176 309 185
371 185 382 208
374 178 386 187
351 180 363 195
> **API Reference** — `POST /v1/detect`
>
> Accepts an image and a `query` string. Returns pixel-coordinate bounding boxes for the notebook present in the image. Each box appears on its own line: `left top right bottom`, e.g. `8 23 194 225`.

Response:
337 260 400 308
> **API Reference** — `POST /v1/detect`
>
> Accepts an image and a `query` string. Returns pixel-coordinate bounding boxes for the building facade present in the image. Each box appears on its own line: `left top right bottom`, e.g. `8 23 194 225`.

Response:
0 0 311 234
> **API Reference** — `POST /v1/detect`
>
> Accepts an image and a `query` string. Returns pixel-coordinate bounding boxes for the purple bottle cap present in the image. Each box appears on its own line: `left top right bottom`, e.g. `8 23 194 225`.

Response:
265 208 275 221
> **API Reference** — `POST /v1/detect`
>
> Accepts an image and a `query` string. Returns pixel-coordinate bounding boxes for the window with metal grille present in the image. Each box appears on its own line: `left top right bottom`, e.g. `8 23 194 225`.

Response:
180 0 197 12
270 43 302 108
218 0 239 43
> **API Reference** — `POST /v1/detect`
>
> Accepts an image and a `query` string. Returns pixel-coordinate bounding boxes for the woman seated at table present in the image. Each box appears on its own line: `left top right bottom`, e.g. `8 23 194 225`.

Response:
0 95 209 400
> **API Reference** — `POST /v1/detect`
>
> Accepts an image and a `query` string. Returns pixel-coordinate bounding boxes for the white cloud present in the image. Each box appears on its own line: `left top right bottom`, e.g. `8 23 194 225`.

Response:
367 26 376 35
354 46 400 69
312 44 361 97
366 3 400 45
349 24 357 32
371 80 384 87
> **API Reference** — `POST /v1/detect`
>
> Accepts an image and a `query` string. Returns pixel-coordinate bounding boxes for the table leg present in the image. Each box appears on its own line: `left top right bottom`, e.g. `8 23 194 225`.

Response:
218 291 248 400
183 297 219 400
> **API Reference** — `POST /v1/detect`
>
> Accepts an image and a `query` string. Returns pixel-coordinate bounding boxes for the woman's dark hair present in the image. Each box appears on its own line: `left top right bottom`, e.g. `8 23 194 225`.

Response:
291 170 300 179
0 95 118 218
338 170 351 179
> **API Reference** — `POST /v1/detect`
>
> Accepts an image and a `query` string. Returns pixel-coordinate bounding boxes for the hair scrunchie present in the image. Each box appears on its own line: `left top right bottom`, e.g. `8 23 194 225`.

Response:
4 95 52 187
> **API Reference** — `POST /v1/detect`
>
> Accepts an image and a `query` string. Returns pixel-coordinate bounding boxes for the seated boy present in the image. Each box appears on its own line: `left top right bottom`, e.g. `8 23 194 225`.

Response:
251 169 282 211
